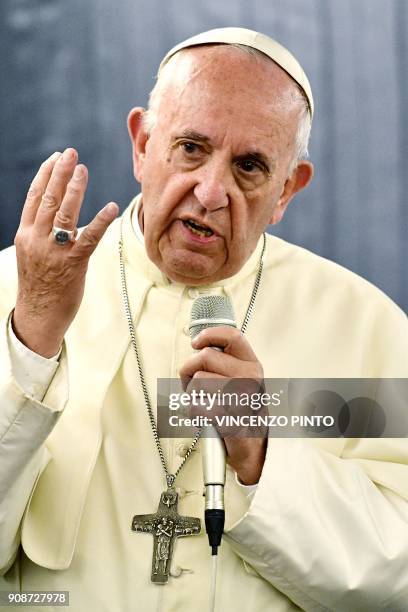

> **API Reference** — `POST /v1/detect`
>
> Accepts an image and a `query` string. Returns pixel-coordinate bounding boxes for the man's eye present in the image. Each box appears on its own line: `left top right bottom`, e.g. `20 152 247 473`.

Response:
237 159 262 173
181 141 199 154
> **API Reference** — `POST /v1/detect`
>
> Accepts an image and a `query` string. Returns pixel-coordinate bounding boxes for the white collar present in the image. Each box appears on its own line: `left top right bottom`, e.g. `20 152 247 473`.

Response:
131 194 145 245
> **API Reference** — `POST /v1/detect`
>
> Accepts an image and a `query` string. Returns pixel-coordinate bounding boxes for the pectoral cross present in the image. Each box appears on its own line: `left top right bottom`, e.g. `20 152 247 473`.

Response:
131 488 201 584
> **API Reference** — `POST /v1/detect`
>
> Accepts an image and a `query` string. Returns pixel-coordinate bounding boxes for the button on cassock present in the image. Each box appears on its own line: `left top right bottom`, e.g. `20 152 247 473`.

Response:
177 443 194 457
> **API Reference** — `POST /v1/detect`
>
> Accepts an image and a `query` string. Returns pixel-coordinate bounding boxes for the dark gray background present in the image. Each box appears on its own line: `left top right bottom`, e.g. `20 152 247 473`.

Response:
1 0 407 311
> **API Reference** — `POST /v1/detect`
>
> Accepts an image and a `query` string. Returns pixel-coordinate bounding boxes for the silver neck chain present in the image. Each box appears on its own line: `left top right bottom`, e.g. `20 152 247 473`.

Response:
119 219 266 489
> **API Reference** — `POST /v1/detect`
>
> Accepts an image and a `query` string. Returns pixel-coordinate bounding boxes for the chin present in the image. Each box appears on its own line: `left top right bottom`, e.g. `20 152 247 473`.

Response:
147 238 232 285
158 249 224 285
164 256 215 284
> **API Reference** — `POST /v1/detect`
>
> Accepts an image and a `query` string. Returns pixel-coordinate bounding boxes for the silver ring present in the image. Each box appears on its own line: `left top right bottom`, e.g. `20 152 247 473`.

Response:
52 226 76 245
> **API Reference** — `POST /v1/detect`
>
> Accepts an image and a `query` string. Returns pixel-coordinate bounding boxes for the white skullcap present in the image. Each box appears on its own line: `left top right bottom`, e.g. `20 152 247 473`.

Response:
159 26 314 118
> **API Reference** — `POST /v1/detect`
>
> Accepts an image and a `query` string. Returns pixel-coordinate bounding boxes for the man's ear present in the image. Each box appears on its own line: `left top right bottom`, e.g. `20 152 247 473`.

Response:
269 161 314 225
127 107 149 183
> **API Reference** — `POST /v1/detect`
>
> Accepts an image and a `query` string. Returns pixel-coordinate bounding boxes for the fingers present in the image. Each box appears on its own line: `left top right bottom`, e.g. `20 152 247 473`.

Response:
180 327 263 384
51 164 88 234
182 370 225 392
72 202 119 259
19 147 119 262
35 148 79 236
179 346 254 381
20 151 62 228
192 326 258 362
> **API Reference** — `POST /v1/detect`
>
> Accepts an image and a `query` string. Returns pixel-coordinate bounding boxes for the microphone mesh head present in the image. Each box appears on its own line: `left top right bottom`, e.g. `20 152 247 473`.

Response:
189 295 236 339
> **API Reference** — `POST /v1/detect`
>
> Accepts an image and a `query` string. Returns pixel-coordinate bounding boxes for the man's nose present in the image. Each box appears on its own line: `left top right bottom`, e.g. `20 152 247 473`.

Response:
193 160 230 211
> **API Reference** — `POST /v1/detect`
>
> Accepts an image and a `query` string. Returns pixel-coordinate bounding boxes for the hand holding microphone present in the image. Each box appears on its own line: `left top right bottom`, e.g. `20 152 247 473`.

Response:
180 295 267 554
188 296 236 555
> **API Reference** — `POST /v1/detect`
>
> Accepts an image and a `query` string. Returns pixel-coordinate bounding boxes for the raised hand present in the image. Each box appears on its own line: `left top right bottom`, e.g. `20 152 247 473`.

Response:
12 148 119 358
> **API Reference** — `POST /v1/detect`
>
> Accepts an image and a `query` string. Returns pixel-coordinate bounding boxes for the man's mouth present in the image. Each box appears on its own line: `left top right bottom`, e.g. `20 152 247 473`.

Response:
182 219 214 237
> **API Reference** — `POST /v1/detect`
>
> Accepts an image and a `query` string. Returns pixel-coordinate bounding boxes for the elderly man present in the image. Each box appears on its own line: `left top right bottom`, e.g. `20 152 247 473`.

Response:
0 27 407 612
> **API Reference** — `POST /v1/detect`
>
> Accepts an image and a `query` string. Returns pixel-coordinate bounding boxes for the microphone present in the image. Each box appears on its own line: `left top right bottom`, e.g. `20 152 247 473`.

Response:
189 295 236 555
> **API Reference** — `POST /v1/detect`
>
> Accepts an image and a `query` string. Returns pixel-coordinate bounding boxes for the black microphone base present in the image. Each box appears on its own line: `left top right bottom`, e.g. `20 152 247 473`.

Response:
205 509 225 555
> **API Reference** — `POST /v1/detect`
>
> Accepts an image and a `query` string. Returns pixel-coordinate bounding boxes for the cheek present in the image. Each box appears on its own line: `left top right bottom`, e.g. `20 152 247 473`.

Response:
232 191 264 232
143 173 197 231
231 190 278 244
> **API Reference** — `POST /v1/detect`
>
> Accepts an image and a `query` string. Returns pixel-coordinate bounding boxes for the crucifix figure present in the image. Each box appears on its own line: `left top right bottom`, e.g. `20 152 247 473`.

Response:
131 488 201 584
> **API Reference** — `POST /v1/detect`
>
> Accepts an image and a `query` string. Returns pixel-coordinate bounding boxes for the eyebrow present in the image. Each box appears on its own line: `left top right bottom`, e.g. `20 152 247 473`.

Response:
177 129 211 142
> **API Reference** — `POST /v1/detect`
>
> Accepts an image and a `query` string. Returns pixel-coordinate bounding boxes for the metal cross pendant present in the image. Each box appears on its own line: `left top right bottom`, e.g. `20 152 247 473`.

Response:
131 487 201 584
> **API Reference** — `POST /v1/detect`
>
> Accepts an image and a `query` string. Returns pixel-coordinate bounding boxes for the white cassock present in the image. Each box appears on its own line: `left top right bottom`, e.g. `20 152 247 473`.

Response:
0 196 408 611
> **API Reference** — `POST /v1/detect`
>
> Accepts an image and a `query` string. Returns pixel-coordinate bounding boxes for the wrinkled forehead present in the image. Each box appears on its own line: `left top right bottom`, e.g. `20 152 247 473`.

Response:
157 46 304 116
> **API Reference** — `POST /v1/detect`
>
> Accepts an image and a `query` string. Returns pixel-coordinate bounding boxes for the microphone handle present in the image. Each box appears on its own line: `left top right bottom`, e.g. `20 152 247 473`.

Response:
198 345 226 509
189 296 237 555
200 346 227 554
202 431 226 510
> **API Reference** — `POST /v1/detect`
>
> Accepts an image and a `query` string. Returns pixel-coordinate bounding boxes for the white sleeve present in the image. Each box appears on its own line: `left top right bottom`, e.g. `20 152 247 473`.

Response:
225 438 408 611
8 316 61 401
0 312 69 574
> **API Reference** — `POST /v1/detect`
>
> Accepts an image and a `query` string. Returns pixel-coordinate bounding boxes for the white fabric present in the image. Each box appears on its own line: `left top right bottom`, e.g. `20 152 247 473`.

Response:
0 315 68 575
1 199 408 611
131 197 145 245
7 317 60 402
